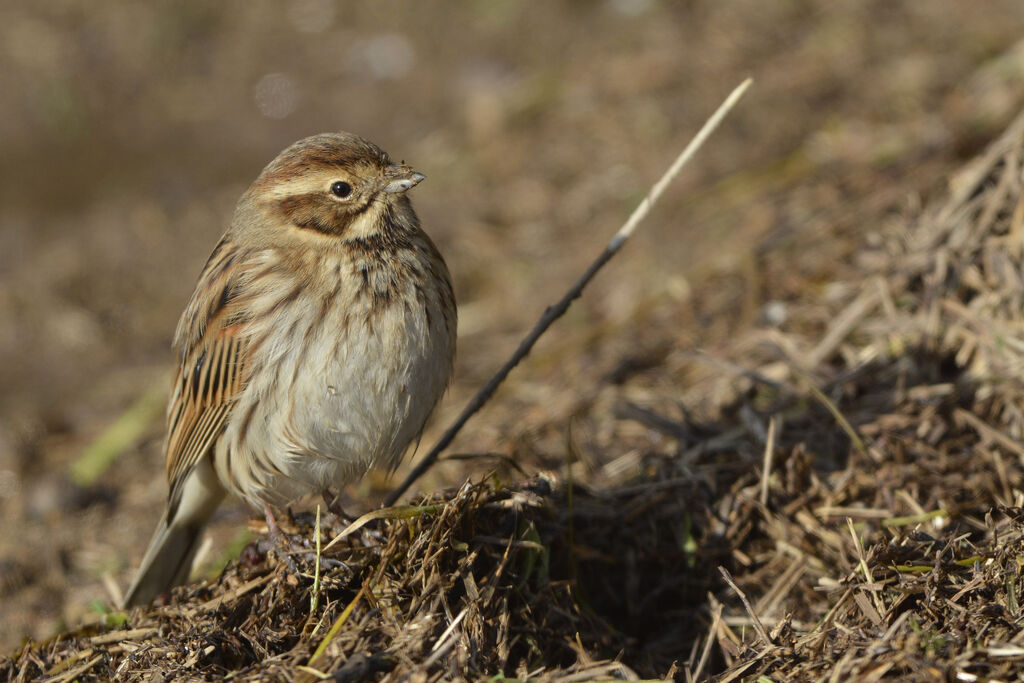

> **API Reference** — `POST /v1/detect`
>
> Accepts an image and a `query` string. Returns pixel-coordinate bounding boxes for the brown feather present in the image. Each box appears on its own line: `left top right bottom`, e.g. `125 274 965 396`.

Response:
164 240 252 516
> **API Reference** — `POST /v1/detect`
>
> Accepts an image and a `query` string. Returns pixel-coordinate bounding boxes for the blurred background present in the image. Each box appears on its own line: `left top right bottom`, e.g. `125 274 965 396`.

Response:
3 0 1024 650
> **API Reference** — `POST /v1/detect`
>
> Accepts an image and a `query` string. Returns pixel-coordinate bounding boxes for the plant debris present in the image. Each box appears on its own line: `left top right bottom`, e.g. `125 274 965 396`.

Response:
3 474 719 681
696 110 1024 680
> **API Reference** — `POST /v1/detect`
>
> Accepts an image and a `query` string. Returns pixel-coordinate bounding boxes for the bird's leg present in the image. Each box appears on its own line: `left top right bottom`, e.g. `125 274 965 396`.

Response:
249 504 346 574
263 502 284 538
321 489 351 519
261 503 301 572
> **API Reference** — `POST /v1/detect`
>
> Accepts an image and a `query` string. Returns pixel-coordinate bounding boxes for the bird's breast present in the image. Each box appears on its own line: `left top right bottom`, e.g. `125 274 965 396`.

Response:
221 241 454 506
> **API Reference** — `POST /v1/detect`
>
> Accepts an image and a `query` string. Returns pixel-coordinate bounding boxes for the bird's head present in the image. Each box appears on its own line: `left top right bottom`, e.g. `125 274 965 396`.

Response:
240 132 424 240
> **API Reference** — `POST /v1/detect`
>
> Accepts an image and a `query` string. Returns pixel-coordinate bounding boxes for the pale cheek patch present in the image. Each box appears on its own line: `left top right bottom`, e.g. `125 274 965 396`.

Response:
342 207 385 239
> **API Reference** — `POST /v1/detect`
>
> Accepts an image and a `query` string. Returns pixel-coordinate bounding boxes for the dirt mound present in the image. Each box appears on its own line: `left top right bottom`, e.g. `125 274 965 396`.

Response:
3 474 716 681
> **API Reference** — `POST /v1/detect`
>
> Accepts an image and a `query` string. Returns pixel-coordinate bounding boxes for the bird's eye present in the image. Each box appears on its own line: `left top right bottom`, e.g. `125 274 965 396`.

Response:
330 181 353 198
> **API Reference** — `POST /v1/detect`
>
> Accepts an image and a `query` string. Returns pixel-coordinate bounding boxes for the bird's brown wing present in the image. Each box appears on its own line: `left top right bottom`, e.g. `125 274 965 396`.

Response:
164 236 253 515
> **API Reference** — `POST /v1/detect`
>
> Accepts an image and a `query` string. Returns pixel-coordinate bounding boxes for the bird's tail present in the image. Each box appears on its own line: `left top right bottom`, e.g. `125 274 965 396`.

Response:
123 461 225 608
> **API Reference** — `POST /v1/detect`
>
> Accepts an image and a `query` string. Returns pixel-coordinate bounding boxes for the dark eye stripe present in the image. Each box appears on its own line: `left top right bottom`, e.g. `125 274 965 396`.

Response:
283 193 376 235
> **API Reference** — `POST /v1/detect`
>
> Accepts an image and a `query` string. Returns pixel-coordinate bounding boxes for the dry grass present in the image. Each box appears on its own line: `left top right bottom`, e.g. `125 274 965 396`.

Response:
9 107 1024 681
702 110 1024 680
3 475 716 681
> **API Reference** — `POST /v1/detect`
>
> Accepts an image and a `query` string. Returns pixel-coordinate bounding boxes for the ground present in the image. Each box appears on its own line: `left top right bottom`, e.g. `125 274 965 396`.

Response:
4 2 1024 681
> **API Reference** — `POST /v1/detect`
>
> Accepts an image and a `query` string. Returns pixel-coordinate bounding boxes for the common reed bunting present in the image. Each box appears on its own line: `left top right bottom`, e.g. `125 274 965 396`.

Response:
124 133 456 606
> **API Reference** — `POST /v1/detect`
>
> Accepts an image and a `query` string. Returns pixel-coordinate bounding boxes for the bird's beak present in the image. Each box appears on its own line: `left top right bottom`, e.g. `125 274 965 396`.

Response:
382 165 426 194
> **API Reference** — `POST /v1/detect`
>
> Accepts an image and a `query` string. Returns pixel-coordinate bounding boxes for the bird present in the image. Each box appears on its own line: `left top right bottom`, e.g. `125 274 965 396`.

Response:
123 132 456 607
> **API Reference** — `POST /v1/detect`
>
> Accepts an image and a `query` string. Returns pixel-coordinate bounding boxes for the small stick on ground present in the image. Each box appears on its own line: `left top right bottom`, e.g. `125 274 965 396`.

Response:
760 417 777 506
309 504 322 615
718 566 774 647
386 77 754 506
691 600 724 681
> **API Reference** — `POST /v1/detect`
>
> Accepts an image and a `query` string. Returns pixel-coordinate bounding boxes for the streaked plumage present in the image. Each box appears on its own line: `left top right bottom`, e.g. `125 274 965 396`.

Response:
124 133 456 607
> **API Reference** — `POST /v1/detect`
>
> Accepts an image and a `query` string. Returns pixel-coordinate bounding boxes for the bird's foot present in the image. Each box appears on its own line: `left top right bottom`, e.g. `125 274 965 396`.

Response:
321 489 352 520
259 503 303 573
247 503 350 577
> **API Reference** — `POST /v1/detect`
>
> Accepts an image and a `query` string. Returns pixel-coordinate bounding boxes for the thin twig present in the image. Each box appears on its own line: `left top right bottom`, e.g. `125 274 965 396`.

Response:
691 601 724 681
718 566 774 647
954 407 1024 460
760 417 777 506
419 607 470 672
793 366 868 458
386 77 753 505
306 584 366 670
310 504 322 615
324 504 442 551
